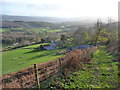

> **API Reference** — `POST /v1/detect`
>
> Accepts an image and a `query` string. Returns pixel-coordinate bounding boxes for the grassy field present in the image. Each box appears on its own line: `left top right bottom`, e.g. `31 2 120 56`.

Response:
43 46 119 88
1 27 63 33
11 27 24 30
2 43 64 75
22 43 49 48
47 29 62 33
32 28 63 33
0 28 6 32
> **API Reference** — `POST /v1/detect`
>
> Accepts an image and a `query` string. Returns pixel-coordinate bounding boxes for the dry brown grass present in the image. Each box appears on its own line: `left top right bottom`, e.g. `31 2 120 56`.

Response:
2 47 97 88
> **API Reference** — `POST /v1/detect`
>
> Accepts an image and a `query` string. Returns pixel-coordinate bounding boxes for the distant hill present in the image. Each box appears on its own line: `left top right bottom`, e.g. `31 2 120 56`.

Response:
1 15 62 22
0 21 58 28
1 15 97 23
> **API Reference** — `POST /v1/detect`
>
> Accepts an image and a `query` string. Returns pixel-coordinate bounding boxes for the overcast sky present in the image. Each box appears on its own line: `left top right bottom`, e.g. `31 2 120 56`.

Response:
1 0 119 20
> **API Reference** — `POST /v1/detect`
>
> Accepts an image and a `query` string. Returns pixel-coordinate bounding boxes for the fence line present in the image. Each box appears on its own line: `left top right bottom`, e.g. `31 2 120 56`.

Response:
1 46 97 88
34 64 40 88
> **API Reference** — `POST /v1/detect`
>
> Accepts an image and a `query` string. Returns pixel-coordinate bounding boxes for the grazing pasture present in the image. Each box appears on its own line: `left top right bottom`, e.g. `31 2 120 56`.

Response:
2 43 64 75
32 27 63 33
0 28 6 32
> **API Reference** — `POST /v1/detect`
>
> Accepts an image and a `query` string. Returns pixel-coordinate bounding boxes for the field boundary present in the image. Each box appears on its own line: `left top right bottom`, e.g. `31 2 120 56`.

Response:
1 46 97 88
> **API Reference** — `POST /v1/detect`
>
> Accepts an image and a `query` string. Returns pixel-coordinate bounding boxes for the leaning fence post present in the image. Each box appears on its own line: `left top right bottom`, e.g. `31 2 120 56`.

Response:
34 64 40 88
59 58 62 71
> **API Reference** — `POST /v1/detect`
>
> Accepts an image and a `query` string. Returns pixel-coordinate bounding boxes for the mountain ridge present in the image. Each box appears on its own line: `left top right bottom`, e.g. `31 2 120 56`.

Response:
1 15 97 23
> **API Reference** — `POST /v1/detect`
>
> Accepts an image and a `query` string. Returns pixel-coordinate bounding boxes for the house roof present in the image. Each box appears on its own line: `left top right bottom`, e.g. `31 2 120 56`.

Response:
75 45 94 49
43 46 55 50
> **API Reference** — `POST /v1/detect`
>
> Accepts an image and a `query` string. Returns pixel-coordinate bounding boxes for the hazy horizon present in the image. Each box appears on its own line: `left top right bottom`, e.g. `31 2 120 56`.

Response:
1 0 119 21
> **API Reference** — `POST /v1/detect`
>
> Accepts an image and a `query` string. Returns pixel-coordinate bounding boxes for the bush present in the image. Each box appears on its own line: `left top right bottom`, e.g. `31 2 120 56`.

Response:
65 50 84 70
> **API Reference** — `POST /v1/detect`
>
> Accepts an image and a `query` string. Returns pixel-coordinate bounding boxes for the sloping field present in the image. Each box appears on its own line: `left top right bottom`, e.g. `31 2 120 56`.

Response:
45 46 119 88
2 44 63 74
2 46 97 88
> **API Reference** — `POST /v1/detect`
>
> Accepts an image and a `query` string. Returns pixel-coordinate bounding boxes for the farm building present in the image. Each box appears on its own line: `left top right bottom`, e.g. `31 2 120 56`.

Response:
38 41 57 50
50 41 57 48
50 41 57 47
39 44 55 50
66 45 96 52
75 45 95 49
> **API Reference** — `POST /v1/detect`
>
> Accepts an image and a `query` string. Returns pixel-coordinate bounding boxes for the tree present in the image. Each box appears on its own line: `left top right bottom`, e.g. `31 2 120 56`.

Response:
60 34 67 43
41 38 45 43
46 36 51 43
22 40 30 45
83 32 91 44
92 19 111 45
72 27 90 45
33 36 40 43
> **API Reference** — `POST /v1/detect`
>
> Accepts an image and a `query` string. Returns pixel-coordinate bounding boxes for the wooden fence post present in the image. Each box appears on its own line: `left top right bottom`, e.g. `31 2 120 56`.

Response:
59 58 62 71
34 64 40 89
59 58 64 75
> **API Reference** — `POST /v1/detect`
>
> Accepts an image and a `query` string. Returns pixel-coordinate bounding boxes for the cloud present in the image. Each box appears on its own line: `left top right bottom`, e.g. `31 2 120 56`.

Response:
1 2 63 15
1 0 119 19
1 0 60 5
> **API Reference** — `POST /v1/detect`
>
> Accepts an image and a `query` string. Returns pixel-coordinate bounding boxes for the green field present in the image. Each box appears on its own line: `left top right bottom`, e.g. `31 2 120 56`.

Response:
11 27 24 30
44 46 119 88
22 43 49 48
0 28 5 32
1 27 63 33
32 28 62 33
47 29 62 33
2 44 64 75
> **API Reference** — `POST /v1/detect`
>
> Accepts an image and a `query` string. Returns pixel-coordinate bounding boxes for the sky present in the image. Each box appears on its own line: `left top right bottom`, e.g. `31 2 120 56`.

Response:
0 0 119 20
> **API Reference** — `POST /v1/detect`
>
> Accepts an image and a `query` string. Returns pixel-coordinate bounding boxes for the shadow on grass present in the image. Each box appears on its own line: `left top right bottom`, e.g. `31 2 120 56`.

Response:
24 48 43 54
29 53 49 60
24 48 62 60
29 52 59 60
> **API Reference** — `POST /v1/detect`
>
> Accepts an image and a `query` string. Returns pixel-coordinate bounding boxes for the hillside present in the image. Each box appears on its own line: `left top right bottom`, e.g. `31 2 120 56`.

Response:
2 43 64 75
1 0 119 88
43 46 119 88
1 19 94 49
1 15 62 22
